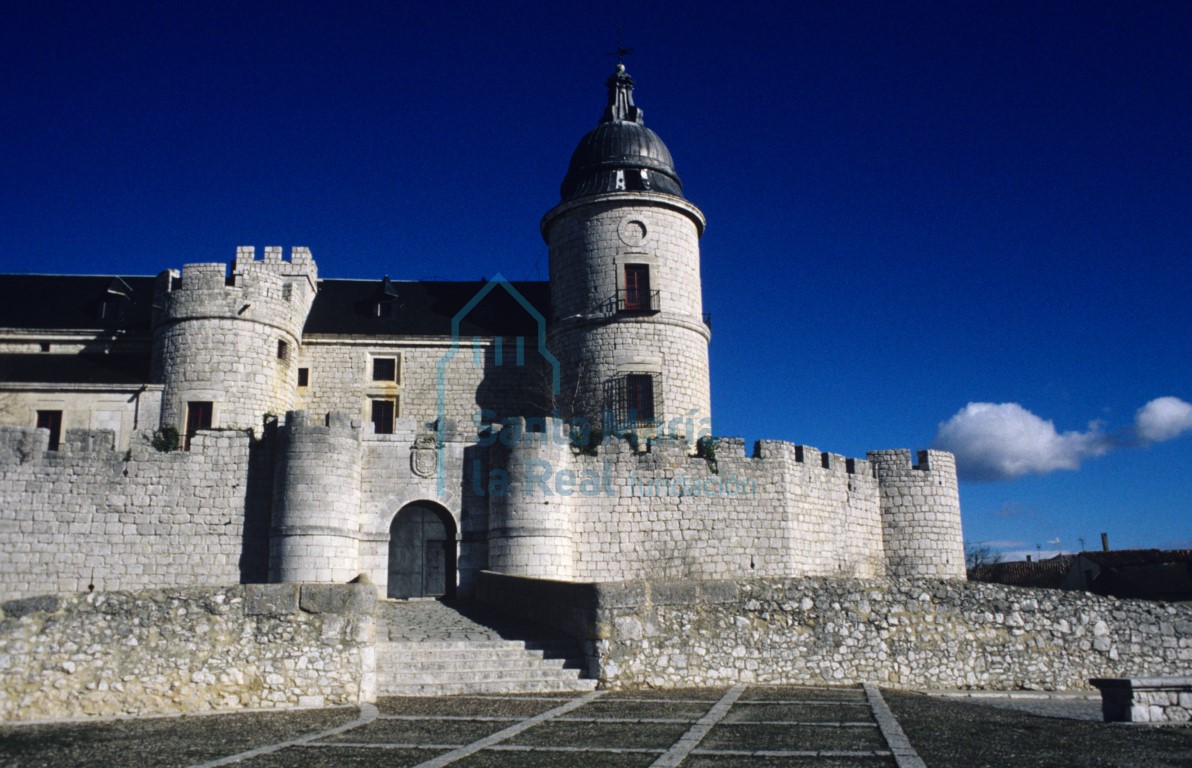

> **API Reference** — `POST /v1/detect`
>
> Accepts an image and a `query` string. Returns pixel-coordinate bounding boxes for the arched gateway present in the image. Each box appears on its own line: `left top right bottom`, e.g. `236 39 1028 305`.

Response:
387 501 456 599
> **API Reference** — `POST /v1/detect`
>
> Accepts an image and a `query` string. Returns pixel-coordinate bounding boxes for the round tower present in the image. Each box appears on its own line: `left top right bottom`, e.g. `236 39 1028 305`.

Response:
270 411 363 583
542 65 710 441
151 246 317 436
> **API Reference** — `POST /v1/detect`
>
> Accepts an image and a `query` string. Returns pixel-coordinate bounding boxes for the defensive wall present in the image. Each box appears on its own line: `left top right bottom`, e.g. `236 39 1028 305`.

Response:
0 583 375 721
477 572 1192 691
487 418 965 582
0 415 964 600
0 427 271 600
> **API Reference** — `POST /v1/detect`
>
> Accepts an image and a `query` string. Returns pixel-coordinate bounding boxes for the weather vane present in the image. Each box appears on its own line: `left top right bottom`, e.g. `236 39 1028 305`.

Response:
614 25 634 64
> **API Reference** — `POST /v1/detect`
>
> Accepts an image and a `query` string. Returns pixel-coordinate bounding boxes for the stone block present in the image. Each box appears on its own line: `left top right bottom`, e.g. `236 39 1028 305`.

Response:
244 584 299 615
299 583 377 615
1 594 60 619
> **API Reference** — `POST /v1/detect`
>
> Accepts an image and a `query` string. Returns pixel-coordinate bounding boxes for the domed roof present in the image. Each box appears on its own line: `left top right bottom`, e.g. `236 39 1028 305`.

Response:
559 65 685 201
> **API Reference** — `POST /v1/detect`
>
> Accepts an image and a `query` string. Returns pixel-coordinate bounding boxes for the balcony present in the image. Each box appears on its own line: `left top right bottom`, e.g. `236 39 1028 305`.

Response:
614 288 660 314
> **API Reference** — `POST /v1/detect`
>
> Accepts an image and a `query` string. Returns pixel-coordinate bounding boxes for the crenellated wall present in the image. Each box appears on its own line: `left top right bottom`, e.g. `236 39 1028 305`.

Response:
869 449 965 579
487 422 962 583
152 247 318 434
0 427 271 600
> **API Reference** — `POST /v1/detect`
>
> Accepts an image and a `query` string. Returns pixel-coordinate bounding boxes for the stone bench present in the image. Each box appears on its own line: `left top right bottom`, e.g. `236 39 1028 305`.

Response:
1089 676 1192 723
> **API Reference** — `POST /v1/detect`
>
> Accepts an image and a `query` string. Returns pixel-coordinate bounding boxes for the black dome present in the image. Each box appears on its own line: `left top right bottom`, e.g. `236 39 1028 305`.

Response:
559 65 684 201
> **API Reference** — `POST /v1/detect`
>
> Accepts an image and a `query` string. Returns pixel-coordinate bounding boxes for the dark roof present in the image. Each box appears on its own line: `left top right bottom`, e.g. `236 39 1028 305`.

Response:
0 353 150 385
969 555 1076 589
0 275 156 332
1077 549 1192 567
560 65 684 201
304 279 550 337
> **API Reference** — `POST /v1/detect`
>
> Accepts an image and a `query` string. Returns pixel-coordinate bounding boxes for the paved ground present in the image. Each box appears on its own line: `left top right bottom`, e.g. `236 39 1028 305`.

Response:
1 685 1190 767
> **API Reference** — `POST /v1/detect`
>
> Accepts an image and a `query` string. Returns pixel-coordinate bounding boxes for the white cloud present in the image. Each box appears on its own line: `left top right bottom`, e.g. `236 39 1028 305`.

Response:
1134 396 1192 443
933 402 1112 481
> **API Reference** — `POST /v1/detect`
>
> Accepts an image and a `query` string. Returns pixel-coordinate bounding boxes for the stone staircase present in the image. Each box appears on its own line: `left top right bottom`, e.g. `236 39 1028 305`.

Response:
375 599 598 696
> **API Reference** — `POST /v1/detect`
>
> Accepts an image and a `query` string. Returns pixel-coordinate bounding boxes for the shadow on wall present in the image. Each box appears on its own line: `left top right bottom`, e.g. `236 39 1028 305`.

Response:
239 421 277 584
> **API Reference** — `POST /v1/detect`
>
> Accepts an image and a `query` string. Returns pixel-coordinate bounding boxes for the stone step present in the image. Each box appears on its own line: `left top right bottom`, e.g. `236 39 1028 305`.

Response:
374 599 595 697
380 677 599 697
378 655 584 673
382 666 593 686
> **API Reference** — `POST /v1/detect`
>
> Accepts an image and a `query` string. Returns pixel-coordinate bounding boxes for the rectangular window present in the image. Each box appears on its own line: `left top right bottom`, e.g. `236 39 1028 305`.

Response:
297 367 310 387
371 398 397 434
617 265 658 313
605 374 657 429
277 339 289 361
185 401 213 451
371 356 398 382
36 410 63 451
624 265 649 310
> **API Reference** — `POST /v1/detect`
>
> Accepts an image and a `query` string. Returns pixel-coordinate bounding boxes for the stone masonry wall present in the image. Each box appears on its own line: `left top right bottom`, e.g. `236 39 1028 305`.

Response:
154 248 317 434
492 430 890 582
869 449 966 579
0 583 375 721
544 194 711 433
477 573 1192 692
0 426 270 600
296 339 543 428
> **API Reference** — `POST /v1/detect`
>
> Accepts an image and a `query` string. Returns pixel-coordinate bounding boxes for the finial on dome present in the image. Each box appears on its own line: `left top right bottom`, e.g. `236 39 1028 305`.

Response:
602 64 643 124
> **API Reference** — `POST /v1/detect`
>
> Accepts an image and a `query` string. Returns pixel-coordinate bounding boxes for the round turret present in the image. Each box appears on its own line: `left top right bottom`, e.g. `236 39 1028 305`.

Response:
543 66 710 441
151 247 317 437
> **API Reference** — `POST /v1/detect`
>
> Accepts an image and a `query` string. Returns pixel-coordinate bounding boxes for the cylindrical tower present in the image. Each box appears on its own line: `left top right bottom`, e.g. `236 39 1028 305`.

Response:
542 65 710 441
151 246 317 436
868 449 966 580
487 417 576 580
270 411 363 582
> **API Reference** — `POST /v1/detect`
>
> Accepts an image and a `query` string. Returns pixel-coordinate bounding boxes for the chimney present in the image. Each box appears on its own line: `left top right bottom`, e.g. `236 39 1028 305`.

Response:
1101 532 1110 552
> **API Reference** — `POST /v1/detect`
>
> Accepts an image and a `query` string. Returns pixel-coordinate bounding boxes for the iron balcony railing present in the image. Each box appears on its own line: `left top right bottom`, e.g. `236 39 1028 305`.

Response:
614 288 660 314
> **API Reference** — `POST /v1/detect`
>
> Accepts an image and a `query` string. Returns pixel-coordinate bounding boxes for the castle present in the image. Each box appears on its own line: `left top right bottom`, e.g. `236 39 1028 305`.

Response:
0 64 966 602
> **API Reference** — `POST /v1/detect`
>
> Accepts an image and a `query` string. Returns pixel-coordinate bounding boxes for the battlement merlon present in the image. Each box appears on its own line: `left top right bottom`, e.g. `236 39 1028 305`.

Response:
866 448 957 477
233 246 318 292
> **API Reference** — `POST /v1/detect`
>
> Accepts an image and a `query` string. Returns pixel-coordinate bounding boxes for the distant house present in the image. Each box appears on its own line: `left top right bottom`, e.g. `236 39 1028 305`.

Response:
970 550 1192 602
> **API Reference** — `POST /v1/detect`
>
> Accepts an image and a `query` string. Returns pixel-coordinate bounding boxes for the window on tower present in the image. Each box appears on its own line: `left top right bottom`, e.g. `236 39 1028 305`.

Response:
617 264 658 313
605 373 658 430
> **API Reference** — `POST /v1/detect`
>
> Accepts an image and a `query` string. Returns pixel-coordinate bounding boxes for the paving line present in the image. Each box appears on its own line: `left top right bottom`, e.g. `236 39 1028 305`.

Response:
553 716 695 724
650 683 746 768
186 703 379 768
692 748 893 758
379 715 524 721
488 745 666 753
409 689 605 768
735 699 869 706
864 683 928 768
721 720 878 727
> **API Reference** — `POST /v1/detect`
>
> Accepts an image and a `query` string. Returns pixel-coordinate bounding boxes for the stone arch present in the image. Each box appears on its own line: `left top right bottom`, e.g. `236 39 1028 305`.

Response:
387 500 457 600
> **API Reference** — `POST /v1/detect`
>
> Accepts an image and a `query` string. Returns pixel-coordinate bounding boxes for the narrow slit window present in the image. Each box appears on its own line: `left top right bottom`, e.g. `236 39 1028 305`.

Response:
277 340 289 361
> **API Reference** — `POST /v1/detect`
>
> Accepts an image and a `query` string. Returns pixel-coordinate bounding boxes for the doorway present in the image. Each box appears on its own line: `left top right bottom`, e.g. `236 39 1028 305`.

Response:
388 502 456 599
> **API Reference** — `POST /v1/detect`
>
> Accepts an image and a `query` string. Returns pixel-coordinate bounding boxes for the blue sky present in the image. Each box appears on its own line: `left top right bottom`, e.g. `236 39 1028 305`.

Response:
2 2 1189 558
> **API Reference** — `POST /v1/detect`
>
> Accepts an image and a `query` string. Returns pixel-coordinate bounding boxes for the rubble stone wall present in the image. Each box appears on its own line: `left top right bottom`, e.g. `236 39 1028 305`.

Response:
0 583 376 722
477 572 1192 691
